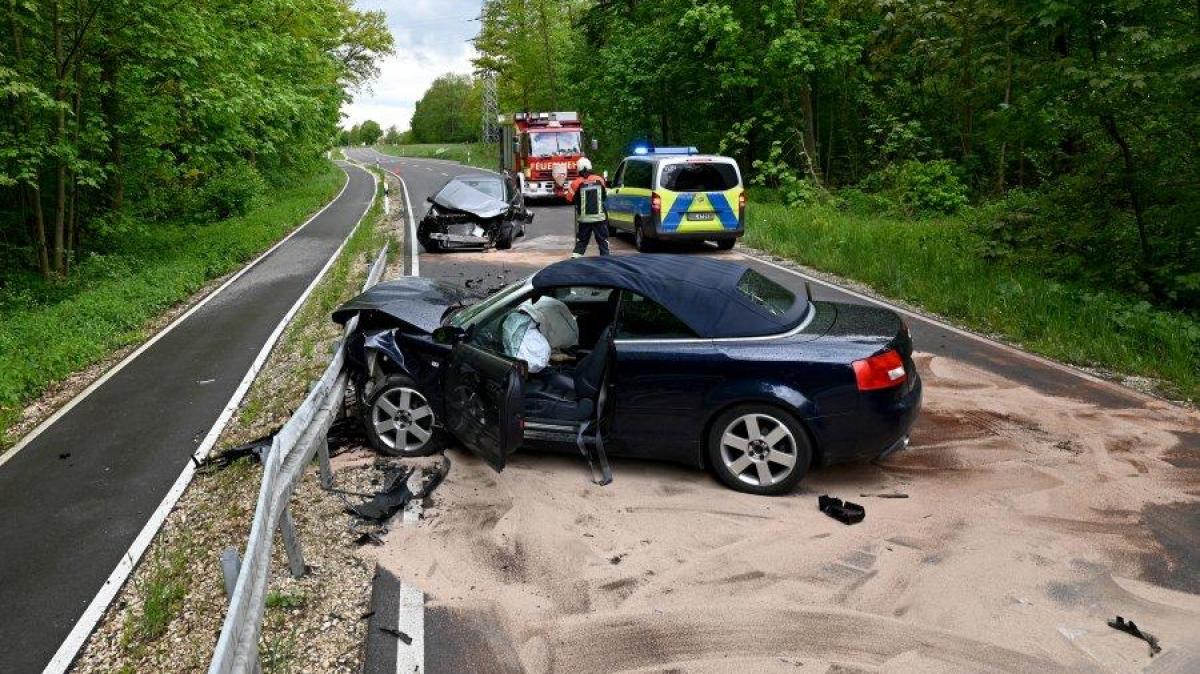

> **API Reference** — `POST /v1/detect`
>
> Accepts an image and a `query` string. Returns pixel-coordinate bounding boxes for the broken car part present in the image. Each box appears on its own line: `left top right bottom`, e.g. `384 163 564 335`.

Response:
819 495 866 525
1107 616 1161 656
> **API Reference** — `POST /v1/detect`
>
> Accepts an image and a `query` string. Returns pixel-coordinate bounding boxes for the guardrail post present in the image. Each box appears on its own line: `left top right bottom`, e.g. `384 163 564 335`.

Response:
220 548 241 597
317 438 333 489
278 505 307 578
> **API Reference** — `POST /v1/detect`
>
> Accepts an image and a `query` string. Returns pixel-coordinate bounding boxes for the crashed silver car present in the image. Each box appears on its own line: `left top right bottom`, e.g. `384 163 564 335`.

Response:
418 173 533 252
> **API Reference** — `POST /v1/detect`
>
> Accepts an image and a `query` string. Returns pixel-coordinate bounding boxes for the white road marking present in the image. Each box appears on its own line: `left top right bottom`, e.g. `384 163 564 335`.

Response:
440 172 448 176
41 167 379 674
0 164 355 471
396 583 425 674
375 164 420 278
737 250 1153 402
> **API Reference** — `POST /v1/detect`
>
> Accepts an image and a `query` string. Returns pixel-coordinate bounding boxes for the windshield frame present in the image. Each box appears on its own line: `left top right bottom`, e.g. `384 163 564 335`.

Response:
446 278 534 329
528 130 582 157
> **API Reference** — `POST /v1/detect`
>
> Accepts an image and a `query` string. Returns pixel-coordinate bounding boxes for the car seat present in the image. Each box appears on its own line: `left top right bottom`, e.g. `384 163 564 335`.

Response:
524 326 612 421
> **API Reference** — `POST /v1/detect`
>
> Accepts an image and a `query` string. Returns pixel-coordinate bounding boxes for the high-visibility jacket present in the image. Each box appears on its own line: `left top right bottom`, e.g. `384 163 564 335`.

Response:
565 174 608 223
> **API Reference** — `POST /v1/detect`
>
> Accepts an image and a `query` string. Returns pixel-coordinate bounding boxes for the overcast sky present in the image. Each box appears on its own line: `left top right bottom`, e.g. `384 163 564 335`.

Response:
340 0 482 131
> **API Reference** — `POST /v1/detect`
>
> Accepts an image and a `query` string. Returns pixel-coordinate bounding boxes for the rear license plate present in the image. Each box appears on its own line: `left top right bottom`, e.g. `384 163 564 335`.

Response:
686 212 715 221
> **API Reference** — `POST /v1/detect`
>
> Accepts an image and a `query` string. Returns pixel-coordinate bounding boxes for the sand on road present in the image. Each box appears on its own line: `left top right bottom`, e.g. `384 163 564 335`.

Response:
361 349 1199 674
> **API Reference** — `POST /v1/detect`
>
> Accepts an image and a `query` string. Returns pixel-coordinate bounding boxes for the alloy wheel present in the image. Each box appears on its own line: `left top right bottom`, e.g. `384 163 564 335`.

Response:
372 386 435 453
719 412 799 487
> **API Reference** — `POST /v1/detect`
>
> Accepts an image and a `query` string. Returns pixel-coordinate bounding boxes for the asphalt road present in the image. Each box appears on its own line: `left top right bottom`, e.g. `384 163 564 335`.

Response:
0 163 376 673
349 147 1148 410
348 147 1165 674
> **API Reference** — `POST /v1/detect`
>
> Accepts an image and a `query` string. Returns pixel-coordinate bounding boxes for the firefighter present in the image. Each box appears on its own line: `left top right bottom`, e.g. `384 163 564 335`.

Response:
564 157 610 257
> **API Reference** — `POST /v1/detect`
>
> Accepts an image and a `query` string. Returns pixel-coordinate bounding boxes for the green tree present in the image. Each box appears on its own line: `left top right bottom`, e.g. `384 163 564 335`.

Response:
1 0 393 279
357 120 383 145
409 74 480 143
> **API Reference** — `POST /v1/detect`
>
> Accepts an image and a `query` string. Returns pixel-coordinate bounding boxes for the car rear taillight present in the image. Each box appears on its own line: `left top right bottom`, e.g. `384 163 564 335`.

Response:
853 350 907 391
738 192 746 223
651 192 662 214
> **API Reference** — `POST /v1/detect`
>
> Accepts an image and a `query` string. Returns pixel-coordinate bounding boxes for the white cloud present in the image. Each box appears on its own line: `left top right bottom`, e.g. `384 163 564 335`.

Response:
340 1 482 132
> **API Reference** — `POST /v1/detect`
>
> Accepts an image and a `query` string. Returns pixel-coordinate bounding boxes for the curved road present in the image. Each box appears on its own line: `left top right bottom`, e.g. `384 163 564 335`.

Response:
350 147 1194 674
349 147 1148 410
0 162 376 673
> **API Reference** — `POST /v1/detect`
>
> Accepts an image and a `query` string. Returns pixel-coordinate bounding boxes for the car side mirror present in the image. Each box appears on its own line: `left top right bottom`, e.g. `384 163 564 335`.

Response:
432 325 467 345
426 195 435 203
525 212 535 224
591 138 599 151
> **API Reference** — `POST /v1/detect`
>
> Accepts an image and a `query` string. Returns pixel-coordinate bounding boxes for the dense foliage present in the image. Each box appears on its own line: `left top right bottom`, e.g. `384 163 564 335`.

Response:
472 0 1199 312
408 74 482 144
1 0 393 281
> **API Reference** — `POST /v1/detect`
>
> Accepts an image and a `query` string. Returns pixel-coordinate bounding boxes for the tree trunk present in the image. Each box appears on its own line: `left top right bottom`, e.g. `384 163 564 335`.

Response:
52 0 66 273
799 84 822 185
10 0 50 278
995 47 1013 194
1100 114 1153 271
534 0 558 108
66 59 83 271
101 53 124 210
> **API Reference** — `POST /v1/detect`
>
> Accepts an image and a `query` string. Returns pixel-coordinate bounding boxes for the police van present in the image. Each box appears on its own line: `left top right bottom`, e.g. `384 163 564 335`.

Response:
606 147 745 251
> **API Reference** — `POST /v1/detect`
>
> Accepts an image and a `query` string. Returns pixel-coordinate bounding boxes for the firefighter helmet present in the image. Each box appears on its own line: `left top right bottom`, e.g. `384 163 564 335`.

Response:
577 157 593 173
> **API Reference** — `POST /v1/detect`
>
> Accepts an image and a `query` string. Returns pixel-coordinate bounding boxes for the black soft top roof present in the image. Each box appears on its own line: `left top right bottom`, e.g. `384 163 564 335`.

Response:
531 255 807 338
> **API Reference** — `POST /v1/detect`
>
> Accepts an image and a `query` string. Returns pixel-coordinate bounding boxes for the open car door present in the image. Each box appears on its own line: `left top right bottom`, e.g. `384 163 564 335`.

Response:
443 342 526 472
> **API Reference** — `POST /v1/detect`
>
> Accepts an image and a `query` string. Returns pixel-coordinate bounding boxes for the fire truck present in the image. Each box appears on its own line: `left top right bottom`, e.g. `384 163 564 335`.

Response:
499 111 588 200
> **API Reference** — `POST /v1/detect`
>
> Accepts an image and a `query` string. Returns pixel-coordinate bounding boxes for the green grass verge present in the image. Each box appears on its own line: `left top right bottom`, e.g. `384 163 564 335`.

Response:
744 201 1200 401
0 163 347 448
373 142 498 171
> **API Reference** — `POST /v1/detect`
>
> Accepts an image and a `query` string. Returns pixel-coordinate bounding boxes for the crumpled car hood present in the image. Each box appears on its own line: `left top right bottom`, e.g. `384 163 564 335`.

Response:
431 181 508 219
332 277 465 333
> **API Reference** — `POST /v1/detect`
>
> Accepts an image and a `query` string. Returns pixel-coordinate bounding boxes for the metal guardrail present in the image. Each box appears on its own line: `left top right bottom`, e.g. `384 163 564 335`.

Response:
208 245 389 674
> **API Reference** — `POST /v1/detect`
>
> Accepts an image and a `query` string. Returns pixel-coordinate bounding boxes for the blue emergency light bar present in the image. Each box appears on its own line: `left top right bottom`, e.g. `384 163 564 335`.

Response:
631 145 699 156
652 146 700 155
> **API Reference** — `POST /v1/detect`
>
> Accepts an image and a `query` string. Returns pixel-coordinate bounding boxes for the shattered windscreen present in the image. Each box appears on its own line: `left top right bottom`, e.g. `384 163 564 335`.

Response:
432 176 509 218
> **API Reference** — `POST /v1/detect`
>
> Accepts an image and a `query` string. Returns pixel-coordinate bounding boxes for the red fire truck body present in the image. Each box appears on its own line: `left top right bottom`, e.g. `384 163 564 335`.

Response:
499 112 586 199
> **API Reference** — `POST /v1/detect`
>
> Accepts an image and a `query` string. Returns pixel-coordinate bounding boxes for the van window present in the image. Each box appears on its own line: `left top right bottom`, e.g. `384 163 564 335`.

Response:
612 161 627 187
659 162 740 192
624 160 652 189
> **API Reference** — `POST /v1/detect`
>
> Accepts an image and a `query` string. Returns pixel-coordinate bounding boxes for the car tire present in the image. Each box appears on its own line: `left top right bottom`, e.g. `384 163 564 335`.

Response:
707 405 811 496
364 374 443 457
716 238 736 251
635 220 656 252
496 230 514 250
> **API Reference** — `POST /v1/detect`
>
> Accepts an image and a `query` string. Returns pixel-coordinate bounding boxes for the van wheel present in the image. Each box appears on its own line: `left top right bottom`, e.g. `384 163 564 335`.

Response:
635 220 656 252
707 405 810 496
716 238 736 251
365 375 443 457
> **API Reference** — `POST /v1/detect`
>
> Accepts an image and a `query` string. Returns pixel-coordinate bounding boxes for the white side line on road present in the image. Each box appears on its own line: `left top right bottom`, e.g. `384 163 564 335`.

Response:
737 251 1154 402
440 172 449 176
377 164 420 278
0 165 354 472
42 166 378 674
396 583 425 674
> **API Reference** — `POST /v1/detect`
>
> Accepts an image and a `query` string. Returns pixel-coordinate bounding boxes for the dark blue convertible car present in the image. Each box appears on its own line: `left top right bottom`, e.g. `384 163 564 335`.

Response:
334 255 921 495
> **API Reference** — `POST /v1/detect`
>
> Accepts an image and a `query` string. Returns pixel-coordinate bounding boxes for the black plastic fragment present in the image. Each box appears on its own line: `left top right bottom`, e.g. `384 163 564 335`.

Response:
199 433 275 472
1107 616 1161 656
379 626 412 645
346 466 415 522
819 495 866 525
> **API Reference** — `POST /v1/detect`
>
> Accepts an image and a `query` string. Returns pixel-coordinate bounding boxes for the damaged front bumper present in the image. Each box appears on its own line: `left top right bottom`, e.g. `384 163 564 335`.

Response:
427 231 492 245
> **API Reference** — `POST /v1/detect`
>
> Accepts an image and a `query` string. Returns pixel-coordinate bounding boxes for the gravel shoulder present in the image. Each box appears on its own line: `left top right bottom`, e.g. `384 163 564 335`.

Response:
70 168 409 674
